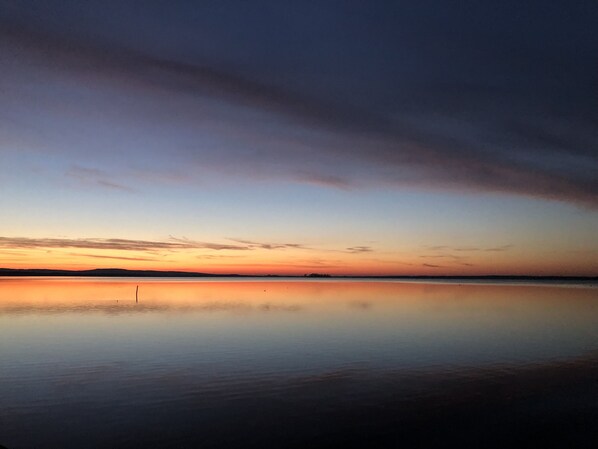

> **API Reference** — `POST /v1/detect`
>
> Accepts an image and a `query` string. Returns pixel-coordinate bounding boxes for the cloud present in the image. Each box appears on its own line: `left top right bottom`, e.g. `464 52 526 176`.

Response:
419 245 513 266
1 6 597 207
425 246 448 251
345 246 373 254
66 165 134 192
423 263 441 268
0 250 27 256
67 253 159 262
294 172 353 190
169 237 252 251
483 245 514 252
195 254 246 260
227 238 307 250
425 245 513 253
0 236 249 251
420 255 465 260
0 236 370 257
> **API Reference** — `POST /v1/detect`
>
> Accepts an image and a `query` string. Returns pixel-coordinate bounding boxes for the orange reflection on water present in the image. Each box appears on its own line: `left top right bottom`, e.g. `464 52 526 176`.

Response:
0 277 596 323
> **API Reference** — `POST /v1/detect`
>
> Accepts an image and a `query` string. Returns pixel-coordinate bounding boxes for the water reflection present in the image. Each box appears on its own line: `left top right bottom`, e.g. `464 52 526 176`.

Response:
1 278 597 448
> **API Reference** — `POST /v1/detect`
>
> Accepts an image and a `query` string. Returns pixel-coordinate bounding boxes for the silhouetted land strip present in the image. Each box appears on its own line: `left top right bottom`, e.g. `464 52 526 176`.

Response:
0 268 596 282
0 268 238 277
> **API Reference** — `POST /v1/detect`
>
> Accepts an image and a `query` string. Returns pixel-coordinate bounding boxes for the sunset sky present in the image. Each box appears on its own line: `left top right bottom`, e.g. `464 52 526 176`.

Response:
1 0 597 275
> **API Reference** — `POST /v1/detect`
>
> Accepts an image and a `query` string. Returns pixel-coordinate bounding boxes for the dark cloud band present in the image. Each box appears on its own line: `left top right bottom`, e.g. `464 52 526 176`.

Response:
1 4 596 207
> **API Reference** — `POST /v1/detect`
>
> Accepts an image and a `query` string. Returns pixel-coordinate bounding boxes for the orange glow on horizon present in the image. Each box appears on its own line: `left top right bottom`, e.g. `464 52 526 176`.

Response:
1 239 596 277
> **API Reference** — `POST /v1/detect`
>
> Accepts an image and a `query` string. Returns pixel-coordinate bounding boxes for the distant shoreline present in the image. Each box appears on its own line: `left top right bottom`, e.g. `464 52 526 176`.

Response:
0 268 596 282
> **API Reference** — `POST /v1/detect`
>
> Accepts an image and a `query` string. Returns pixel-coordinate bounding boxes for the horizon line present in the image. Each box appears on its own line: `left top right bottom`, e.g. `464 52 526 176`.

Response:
1 267 596 281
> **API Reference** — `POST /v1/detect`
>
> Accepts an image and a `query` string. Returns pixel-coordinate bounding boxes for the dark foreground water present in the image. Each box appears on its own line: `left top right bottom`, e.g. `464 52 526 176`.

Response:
1 278 597 448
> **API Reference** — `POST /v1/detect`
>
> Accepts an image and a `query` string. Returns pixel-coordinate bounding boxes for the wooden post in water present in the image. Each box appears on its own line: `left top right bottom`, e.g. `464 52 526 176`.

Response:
136 285 139 303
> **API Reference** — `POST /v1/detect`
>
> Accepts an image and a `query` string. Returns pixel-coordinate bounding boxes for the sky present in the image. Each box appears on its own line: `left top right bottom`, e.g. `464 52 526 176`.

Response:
0 0 597 276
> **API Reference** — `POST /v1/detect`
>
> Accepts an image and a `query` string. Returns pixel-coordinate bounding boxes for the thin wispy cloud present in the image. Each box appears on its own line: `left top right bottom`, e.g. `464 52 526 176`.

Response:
168 237 251 251
419 245 513 267
345 246 373 254
67 253 159 262
423 263 442 268
227 239 307 250
424 245 513 253
195 254 246 260
483 245 514 252
66 166 134 192
0 237 248 252
420 255 466 260
0 236 374 257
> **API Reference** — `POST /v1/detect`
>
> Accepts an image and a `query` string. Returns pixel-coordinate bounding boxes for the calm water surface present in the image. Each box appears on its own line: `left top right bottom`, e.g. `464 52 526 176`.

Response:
1 278 598 448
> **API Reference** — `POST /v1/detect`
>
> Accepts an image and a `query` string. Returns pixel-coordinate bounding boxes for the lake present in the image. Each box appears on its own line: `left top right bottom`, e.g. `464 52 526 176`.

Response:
1 277 597 448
